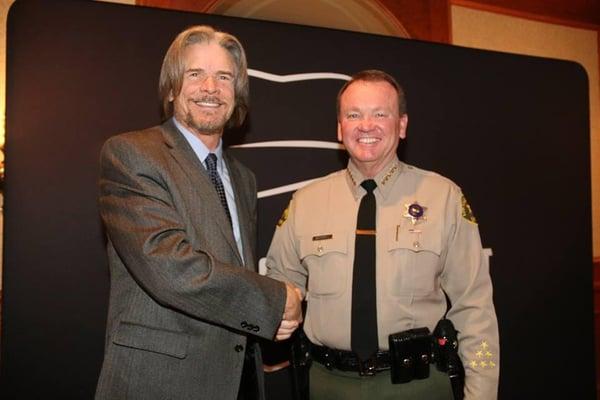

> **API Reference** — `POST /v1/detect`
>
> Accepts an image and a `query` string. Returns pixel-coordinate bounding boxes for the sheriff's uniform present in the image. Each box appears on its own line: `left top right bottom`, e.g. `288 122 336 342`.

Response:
266 157 499 399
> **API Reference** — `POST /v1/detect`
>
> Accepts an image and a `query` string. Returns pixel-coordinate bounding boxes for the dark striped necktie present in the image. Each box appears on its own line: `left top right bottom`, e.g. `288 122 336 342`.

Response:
205 153 232 226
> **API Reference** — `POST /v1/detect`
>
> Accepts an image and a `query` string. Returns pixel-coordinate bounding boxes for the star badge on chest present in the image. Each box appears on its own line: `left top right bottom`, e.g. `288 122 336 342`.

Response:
402 202 427 249
403 202 427 226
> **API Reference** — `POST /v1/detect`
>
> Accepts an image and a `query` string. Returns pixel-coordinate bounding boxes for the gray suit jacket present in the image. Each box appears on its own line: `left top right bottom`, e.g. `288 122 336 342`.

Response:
95 120 286 400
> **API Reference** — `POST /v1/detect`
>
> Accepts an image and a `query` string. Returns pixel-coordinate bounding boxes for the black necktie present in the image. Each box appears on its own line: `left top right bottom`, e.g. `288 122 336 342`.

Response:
205 153 232 226
351 179 379 361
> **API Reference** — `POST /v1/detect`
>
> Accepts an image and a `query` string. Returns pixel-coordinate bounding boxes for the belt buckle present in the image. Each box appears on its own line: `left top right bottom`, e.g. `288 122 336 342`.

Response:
358 357 377 376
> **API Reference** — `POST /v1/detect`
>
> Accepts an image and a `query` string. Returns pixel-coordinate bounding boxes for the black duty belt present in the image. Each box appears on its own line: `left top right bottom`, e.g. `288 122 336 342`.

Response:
311 344 391 376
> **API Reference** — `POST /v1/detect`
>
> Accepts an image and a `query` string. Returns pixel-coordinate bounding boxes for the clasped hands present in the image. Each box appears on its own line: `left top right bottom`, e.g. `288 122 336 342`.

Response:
275 282 303 341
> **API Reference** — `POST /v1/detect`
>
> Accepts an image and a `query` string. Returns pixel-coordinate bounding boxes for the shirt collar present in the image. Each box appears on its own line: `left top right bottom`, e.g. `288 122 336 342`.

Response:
173 117 224 171
345 156 403 200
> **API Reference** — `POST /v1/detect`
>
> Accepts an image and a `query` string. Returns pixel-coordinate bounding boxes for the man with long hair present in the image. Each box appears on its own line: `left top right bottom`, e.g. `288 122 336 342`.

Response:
95 26 302 400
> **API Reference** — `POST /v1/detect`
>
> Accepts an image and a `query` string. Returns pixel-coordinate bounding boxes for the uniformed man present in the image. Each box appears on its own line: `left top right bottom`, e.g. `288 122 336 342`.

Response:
266 70 499 399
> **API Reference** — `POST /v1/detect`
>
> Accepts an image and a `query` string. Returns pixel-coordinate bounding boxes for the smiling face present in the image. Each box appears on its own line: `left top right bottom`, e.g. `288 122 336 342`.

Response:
337 80 408 177
170 41 235 149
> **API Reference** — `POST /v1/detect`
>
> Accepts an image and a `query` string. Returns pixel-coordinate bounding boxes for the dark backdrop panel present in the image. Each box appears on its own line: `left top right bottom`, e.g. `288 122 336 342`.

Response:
1 0 593 398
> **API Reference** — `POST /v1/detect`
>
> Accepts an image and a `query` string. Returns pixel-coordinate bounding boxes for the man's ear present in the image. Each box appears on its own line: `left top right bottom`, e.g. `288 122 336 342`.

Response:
398 114 408 139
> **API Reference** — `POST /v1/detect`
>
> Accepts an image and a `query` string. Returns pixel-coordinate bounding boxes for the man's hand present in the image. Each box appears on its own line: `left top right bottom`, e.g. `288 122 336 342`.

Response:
275 282 303 341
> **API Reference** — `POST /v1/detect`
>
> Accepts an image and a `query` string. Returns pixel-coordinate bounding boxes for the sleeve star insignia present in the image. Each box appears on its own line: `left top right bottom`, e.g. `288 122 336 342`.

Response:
469 339 496 370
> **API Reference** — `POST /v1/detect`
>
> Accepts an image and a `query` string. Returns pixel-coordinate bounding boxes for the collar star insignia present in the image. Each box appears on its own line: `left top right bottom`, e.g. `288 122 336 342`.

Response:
403 202 427 225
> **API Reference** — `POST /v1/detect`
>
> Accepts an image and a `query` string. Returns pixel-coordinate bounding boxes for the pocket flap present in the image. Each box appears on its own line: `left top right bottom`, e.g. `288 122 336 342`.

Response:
113 321 189 359
299 232 347 259
388 228 441 256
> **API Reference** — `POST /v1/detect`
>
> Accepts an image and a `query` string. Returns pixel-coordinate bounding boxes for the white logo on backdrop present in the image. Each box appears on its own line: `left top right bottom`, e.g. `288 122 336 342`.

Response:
231 69 351 199
247 69 351 83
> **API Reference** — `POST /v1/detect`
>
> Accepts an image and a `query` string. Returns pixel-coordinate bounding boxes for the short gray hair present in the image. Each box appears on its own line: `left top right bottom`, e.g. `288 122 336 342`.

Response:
336 69 406 117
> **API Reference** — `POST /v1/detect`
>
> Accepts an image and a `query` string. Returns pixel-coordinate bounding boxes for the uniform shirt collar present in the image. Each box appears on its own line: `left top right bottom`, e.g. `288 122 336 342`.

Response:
173 117 224 172
345 156 403 200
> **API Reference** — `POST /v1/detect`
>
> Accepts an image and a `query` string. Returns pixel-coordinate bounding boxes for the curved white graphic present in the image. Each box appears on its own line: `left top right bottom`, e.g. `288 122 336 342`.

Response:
248 69 351 82
257 177 324 199
238 69 350 198
231 140 345 199
232 141 345 198
231 140 344 150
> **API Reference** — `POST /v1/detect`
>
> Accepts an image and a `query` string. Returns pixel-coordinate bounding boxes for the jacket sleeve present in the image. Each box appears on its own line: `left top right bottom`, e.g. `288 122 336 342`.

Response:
441 185 500 400
99 135 286 339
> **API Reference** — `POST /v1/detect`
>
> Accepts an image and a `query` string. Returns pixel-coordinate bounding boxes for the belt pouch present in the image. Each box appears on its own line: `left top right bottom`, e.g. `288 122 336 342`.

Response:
388 327 431 384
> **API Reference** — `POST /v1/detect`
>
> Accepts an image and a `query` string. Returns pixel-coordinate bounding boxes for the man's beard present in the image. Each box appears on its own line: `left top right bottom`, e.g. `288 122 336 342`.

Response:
184 110 227 135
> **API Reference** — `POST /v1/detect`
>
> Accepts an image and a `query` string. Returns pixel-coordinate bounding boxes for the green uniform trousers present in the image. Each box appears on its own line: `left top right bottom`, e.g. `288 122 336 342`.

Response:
310 361 454 400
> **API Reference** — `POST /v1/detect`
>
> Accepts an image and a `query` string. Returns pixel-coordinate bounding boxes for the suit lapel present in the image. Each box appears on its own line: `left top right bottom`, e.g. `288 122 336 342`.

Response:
159 120 243 265
224 152 255 270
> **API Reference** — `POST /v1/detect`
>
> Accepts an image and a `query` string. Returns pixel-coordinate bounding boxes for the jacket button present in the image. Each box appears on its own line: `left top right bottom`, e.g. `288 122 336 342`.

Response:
235 345 244 352
241 321 247 328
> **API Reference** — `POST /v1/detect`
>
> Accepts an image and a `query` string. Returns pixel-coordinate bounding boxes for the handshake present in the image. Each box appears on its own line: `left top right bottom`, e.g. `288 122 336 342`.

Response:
276 282 303 341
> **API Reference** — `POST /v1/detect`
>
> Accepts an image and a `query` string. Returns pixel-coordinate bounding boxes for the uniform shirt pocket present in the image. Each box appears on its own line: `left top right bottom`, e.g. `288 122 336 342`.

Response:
113 321 189 359
299 232 349 297
387 228 442 296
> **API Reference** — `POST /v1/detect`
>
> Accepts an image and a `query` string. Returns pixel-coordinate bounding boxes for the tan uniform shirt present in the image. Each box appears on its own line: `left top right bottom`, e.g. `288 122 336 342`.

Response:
266 157 499 399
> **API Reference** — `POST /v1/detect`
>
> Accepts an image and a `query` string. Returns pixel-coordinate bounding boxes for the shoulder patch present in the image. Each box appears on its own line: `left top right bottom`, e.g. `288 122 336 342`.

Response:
277 205 289 227
461 195 477 224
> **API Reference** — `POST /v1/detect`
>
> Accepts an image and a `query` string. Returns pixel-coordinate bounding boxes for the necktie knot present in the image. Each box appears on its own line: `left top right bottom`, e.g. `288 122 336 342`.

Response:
361 179 377 193
205 153 218 171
